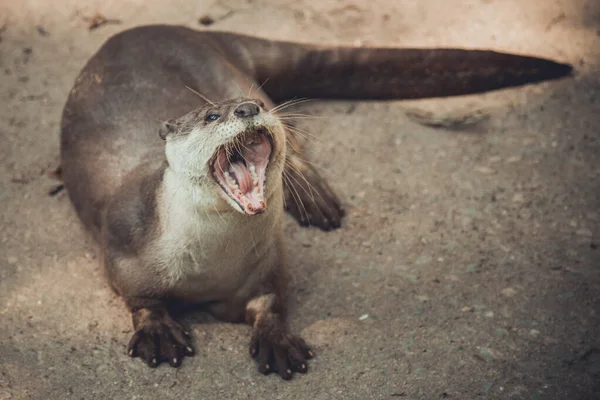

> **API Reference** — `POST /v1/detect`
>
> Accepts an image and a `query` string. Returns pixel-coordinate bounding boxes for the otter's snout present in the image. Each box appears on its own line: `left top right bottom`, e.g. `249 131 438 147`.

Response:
234 103 260 118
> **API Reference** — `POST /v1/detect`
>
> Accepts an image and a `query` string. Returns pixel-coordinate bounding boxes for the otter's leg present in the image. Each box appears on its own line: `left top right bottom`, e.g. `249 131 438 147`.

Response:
244 292 313 380
282 127 345 231
125 297 194 368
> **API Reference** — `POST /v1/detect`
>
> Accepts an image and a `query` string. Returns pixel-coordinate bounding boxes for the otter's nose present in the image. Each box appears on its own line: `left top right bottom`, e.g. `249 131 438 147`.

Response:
234 103 260 118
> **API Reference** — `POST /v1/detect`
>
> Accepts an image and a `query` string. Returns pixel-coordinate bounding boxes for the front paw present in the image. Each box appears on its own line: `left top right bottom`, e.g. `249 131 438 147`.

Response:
127 314 194 368
249 315 314 380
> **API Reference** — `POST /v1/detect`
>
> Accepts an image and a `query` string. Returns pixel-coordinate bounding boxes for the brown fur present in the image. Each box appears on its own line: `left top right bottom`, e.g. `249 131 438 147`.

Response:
59 25 572 379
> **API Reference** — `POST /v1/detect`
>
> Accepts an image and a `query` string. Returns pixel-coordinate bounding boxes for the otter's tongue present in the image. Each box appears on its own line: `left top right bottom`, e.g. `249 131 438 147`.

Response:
214 132 271 215
228 161 264 213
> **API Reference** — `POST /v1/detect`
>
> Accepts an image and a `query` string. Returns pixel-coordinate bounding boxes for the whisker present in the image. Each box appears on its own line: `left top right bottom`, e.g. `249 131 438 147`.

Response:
248 227 260 257
270 99 302 113
256 78 270 94
233 141 250 165
289 156 342 181
276 112 323 119
284 160 334 217
184 85 215 106
284 163 316 203
212 200 226 223
283 124 323 144
282 171 309 223
233 81 246 98
276 116 324 122
285 138 303 155
270 98 314 113
283 171 309 222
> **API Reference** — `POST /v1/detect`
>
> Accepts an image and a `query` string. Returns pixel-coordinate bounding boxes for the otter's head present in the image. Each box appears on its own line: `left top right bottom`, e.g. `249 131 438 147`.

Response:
159 98 286 215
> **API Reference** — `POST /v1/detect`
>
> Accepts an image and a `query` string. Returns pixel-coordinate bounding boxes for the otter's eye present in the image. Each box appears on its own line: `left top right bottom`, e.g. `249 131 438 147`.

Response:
206 113 220 122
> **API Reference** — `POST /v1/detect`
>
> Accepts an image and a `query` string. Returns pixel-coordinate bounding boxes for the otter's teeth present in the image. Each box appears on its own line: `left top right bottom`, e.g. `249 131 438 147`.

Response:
249 163 259 185
225 171 238 189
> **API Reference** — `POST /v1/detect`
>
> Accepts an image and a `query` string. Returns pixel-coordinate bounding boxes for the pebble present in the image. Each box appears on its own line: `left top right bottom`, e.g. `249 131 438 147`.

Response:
415 255 432 265
475 166 496 174
512 193 525 203
484 311 494 318
502 288 517 297
576 228 593 237
461 306 474 312
586 212 598 221
359 314 369 321
529 329 540 337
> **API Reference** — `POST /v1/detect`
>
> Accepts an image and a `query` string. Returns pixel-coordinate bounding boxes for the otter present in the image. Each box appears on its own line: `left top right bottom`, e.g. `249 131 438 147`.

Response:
59 25 572 379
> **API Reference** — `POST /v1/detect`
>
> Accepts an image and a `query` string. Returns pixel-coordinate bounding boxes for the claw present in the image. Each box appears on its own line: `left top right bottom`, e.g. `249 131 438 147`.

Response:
249 319 312 380
127 317 194 369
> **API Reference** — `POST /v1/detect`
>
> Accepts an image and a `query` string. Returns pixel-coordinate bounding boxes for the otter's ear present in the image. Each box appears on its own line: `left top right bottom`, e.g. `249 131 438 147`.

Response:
159 119 178 140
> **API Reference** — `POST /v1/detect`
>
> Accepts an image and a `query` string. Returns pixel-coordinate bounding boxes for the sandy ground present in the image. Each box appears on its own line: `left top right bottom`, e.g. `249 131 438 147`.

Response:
1 0 599 399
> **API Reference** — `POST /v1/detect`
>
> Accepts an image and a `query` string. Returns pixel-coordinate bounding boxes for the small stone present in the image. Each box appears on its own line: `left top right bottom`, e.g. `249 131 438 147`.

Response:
576 228 593 237
586 212 598 221
475 166 495 174
461 306 474 312
198 15 215 25
501 288 517 297
484 311 494 318
551 141 558 148
466 263 479 273
359 314 369 321
415 255 433 265
529 329 540 337
512 193 525 203
479 347 501 361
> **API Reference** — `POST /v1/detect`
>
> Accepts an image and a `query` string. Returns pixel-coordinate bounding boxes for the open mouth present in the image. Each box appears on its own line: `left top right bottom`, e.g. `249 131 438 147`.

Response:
211 128 272 215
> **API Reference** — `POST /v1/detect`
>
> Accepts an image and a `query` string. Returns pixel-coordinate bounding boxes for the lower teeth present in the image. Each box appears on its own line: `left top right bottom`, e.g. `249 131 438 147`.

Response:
225 171 238 189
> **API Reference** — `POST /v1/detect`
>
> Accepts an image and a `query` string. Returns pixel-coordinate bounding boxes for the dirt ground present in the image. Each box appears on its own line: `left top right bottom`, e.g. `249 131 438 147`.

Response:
1 0 599 399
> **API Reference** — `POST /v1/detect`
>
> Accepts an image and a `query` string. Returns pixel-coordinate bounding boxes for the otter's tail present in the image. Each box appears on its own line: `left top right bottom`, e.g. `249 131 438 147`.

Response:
223 34 573 102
